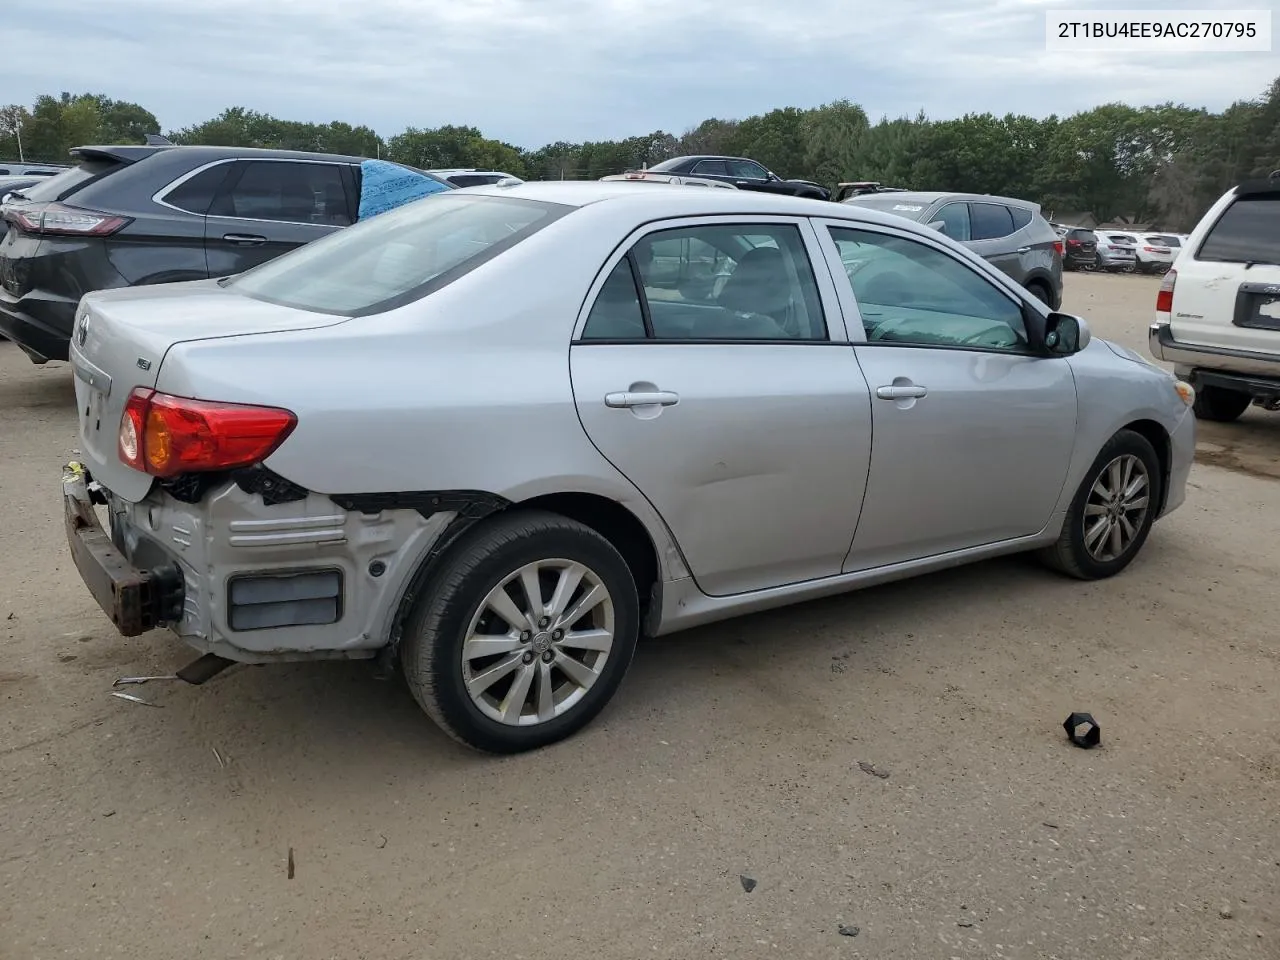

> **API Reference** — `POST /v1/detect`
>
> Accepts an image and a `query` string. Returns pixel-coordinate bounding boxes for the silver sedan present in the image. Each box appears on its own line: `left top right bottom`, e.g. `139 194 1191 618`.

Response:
63 183 1196 753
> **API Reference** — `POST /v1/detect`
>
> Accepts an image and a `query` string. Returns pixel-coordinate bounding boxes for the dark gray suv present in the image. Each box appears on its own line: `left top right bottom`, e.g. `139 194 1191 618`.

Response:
0 145 450 363
841 191 1064 309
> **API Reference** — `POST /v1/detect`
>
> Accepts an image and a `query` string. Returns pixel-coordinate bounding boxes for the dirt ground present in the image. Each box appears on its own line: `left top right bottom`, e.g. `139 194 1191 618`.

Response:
1 272 1277 960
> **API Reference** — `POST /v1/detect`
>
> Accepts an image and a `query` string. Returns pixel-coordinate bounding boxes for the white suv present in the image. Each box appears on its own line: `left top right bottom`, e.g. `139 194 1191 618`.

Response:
1149 172 1280 421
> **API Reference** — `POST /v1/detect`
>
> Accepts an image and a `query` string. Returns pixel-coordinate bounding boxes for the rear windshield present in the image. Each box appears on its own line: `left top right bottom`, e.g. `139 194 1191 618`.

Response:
21 159 124 202
1067 229 1095 239
228 193 570 316
846 194 929 217
1198 195 1280 263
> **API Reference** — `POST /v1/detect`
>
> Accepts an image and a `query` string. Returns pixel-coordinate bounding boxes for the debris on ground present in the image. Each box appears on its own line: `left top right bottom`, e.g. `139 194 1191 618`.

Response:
1063 711 1102 748
377 835 388 849
858 761 890 779
287 847 295 880
211 747 225 768
740 875 757 893
110 691 161 707
113 674 179 686
1219 904 1234 919
837 924 860 937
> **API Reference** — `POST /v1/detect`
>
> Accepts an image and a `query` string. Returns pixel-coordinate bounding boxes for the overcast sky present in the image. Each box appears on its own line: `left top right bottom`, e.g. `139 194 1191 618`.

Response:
5 0 1277 147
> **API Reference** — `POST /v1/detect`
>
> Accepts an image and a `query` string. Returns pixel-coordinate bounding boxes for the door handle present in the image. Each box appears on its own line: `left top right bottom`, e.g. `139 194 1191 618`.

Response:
1016 246 1031 253
604 390 679 408
876 384 928 400
223 233 267 246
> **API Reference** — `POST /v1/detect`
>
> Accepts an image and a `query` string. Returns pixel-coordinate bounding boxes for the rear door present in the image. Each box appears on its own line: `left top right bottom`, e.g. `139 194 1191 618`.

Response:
203 159 352 277
569 216 873 597
966 202 1021 280
1172 182 1280 356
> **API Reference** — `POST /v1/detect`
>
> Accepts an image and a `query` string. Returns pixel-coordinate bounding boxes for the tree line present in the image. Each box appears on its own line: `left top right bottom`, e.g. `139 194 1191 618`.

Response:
1 77 1277 230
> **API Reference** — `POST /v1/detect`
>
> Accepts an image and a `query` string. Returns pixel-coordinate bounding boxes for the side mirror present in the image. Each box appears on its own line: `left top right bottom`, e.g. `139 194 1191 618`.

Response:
927 220 947 232
1043 311 1091 355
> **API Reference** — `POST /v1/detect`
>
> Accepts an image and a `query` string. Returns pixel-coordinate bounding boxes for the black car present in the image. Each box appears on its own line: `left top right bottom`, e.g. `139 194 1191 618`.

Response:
637 156 830 200
1061 227 1099 270
0 145 451 364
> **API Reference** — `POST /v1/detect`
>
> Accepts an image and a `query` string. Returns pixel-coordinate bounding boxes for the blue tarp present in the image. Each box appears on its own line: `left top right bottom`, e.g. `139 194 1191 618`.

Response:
357 159 449 220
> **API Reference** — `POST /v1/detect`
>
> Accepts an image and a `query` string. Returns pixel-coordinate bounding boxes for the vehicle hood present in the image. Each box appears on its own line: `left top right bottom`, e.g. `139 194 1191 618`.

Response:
1102 338 1169 372
70 279 349 502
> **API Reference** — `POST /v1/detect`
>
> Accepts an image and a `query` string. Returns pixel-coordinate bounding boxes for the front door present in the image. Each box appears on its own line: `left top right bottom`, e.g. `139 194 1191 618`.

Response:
204 159 352 276
570 217 872 597
820 221 1078 571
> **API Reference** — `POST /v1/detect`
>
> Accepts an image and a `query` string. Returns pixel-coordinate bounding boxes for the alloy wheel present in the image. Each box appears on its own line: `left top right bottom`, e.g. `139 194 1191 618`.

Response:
1083 454 1151 562
461 559 615 726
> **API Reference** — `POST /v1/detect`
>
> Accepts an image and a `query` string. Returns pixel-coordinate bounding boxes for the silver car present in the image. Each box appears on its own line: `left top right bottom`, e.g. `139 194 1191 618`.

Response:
63 184 1197 753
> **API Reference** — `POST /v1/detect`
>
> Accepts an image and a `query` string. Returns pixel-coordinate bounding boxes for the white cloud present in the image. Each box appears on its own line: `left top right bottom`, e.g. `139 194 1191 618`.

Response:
2 0 1275 147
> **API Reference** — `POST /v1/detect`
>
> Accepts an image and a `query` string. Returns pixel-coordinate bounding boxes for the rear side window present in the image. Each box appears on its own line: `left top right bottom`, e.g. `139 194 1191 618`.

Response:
161 164 235 215
447 173 504 187
212 161 352 226
23 159 124 202
970 202 1015 240
692 160 729 176
1198 195 1280 263
228 193 568 316
1009 206 1033 230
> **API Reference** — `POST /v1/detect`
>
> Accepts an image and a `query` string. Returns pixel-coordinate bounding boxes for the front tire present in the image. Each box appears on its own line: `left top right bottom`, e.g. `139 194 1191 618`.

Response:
1039 429 1162 580
401 510 640 754
1192 384 1251 422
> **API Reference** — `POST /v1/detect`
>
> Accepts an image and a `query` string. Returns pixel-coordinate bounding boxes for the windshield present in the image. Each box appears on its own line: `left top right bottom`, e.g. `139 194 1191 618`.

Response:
229 193 570 316
846 195 930 218
21 160 120 202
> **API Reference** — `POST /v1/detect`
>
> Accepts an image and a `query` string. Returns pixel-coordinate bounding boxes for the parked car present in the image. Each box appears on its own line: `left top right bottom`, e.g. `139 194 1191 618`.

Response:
1093 232 1138 271
1150 171 1280 421
633 156 830 200
832 181 909 202
0 144 451 364
1060 227 1099 270
599 172 736 189
63 183 1194 753
841 190 1063 308
428 169 524 187
0 161 70 177
1105 230 1172 273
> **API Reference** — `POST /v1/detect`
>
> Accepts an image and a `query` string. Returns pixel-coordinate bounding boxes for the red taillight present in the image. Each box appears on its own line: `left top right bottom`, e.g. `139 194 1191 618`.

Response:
1066 239 1081 247
9 202 131 237
1053 240 1065 255
1156 269 1176 314
118 388 297 478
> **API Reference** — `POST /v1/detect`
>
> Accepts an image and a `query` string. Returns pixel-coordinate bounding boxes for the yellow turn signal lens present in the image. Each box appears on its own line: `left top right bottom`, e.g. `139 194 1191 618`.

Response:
1174 380 1195 406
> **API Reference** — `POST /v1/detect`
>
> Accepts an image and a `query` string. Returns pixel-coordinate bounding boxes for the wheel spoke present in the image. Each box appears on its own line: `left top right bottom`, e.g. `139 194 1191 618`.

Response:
547 563 587 620
519 565 545 623
500 663 536 723
1084 516 1111 553
1107 459 1125 499
463 634 525 661
557 627 613 653
466 652 523 697
555 653 599 690
556 582 606 631
486 586 535 633
1108 518 1124 558
535 659 556 722
1084 502 1108 517
1122 474 1148 505
1119 456 1134 496
1091 476 1112 501
1118 513 1137 542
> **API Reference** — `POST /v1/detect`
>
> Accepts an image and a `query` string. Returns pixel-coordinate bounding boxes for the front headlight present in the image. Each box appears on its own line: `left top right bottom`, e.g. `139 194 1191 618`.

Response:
1174 380 1195 407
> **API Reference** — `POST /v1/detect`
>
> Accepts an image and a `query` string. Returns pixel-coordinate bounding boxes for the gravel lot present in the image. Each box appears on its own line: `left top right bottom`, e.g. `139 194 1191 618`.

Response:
1 272 1277 959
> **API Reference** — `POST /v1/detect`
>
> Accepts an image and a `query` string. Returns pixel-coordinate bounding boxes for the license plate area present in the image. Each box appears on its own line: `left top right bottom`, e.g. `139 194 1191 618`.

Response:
1233 281 1280 332
82 386 108 436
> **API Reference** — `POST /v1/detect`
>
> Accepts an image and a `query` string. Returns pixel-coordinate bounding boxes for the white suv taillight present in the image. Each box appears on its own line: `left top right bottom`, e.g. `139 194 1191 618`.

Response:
1155 269 1176 321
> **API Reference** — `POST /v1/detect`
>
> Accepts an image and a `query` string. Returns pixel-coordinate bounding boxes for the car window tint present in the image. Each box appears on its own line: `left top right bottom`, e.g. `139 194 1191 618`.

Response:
448 173 504 187
728 160 769 180
623 223 826 341
1009 206 1033 230
229 194 565 316
162 164 233 215
829 226 1028 352
969 202 1016 240
1198 196 1280 263
218 161 351 226
581 259 646 339
692 160 729 176
933 202 971 241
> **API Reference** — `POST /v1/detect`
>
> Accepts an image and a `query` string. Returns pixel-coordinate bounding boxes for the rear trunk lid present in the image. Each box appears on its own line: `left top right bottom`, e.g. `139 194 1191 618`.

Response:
70 279 349 501
1170 180 1280 357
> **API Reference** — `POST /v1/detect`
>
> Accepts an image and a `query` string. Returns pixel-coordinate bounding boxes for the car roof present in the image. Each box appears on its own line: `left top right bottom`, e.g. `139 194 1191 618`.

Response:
852 190 1039 209
71 143 375 165
460 180 927 227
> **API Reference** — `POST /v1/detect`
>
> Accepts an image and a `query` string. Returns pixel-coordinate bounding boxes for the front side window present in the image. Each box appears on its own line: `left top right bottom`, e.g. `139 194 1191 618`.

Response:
933 202 971 241
1198 195 1280 263
229 193 567 316
581 222 827 341
214 161 351 226
970 202 1016 240
829 226 1028 351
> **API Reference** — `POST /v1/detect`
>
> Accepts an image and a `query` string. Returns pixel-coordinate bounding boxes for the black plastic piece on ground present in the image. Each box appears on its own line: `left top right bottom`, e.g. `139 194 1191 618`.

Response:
176 653 235 685
1063 711 1101 748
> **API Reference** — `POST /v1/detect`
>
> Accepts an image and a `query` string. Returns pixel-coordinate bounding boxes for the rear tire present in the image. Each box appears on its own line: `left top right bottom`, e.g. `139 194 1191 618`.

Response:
1026 280 1053 307
1039 429 1162 581
400 510 640 754
1192 384 1251 422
